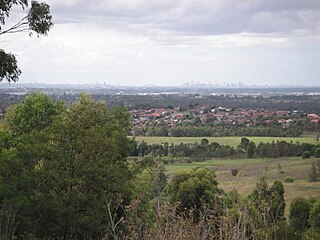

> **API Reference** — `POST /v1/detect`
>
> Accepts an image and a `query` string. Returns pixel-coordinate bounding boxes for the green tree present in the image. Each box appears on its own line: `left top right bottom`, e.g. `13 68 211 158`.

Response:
36 94 133 239
4 93 64 135
289 197 311 233
166 167 222 218
268 181 285 222
0 94 61 238
309 200 320 231
249 178 286 236
314 148 320 158
246 141 256 158
0 94 133 239
110 105 131 130
302 151 311 159
0 0 53 82
308 162 318 182
250 178 271 226
240 137 250 149
0 50 21 83
200 138 209 146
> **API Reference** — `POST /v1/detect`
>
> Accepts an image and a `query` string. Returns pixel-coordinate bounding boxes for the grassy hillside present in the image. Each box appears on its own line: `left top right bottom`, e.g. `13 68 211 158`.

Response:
133 135 319 147
165 156 320 216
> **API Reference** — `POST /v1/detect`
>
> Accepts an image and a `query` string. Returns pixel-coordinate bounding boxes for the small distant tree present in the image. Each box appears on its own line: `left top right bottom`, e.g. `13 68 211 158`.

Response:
240 137 250 149
246 141 256 158
303 151 311 159
278 163 284 174
284 176 294 183
231 169 238 176
308 162 318 182
200 138 209 146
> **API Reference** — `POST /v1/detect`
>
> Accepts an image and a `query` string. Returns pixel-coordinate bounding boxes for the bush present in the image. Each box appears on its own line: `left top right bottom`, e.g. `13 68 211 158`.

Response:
231 169 238 176
166 167 222 218
302 228 320 240
309 201 320 230
284 176 294 183
289 197 311 233
303 151 311 159
308 162 318 182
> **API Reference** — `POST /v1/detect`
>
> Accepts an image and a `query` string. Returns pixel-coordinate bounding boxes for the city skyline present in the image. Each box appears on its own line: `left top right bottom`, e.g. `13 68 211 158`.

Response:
2 0 320 86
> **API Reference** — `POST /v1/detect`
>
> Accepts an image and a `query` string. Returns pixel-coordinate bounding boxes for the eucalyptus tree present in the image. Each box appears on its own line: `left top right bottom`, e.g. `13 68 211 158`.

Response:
0 0 53 82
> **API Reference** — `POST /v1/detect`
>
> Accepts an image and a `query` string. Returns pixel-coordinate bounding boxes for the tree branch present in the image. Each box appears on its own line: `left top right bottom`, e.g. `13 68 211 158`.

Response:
0 16 28 36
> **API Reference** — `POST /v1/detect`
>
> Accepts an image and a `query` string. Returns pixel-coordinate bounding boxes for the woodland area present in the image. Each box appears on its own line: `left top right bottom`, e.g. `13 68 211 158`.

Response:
128 137 320 160
0 93 319 239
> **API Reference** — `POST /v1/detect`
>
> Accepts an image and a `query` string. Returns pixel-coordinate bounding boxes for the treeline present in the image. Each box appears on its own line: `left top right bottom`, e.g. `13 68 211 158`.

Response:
129 138 320 160
133 125 303 137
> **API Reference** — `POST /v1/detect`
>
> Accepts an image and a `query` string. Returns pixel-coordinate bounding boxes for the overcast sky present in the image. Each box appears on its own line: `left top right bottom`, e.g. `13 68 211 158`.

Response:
2 0 320 86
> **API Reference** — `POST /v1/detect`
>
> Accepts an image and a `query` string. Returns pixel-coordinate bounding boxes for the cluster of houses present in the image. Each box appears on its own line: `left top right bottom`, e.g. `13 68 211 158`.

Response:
130 106 320 128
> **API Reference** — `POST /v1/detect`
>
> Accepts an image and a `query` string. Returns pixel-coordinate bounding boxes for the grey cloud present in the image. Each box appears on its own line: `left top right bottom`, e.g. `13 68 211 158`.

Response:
46 0 320 36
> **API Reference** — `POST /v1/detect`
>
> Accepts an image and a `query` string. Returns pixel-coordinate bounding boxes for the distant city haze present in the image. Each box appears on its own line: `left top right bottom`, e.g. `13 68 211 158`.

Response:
2 0 320 86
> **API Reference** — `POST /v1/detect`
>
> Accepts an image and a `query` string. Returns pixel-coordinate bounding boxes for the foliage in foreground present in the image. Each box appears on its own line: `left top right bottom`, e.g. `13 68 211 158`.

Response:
0 93 319 239
0 93 132 239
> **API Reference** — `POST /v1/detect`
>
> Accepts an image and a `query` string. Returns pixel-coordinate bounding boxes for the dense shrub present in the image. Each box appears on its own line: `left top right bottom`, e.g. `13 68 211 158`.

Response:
231 169 238 176
308 162 318 182
166 167 223 219
302 151 311 159
289 197 311 233
284 176 295 183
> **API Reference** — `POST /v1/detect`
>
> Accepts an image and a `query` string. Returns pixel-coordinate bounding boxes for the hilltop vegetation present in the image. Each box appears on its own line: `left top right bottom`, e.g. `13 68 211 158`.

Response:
0 93 132 239
0 93 319 239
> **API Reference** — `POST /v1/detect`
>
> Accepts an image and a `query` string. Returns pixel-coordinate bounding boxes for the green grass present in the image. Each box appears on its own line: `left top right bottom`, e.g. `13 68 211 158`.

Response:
133 136 319 147
165 158 262 175
164 156 320 217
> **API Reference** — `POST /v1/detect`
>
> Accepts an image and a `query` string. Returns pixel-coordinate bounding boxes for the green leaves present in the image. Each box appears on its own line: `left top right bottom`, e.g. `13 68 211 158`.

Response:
167 167 222 215
249 178 286 229
0 93 133 238
0 0 28 25
289 197 311 233
0 0 53 82
27 1 53 36
4 93 64 135
0 50 21 83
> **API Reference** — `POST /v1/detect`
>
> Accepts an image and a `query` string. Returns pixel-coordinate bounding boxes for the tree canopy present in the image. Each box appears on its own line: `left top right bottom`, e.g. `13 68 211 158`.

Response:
166 167 223 217
0 93 133 239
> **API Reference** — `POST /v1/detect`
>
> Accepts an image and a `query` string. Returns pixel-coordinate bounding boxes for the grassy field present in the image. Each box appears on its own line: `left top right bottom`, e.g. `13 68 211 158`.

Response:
133 135 319 147
165 156 320 216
